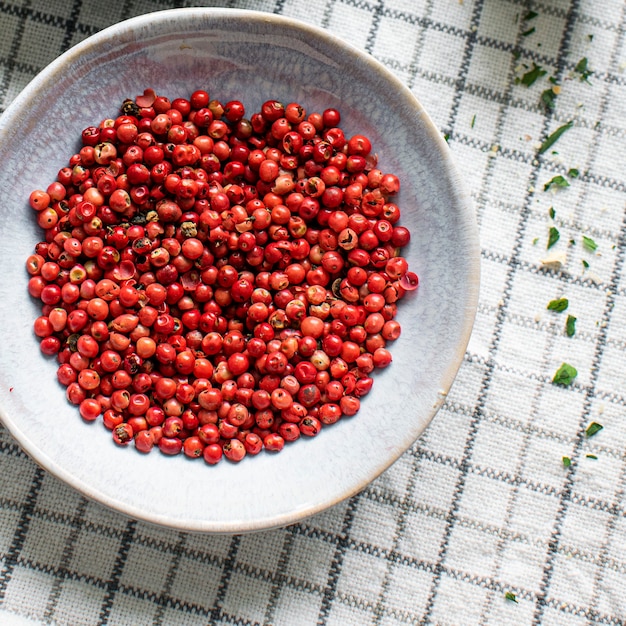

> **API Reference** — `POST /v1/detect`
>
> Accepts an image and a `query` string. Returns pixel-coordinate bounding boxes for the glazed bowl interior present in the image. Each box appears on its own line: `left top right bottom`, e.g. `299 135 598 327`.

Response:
0 8 479 533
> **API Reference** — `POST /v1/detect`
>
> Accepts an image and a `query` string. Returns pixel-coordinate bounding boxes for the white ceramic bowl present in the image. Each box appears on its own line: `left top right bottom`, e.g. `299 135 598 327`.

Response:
0 8 479 533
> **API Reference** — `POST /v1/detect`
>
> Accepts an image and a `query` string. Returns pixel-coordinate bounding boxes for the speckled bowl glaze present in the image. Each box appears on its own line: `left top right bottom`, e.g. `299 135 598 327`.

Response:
0 8 479 533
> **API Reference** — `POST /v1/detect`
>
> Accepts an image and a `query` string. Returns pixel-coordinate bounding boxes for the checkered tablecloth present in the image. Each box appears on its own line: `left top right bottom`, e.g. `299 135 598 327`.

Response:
1 1 625 624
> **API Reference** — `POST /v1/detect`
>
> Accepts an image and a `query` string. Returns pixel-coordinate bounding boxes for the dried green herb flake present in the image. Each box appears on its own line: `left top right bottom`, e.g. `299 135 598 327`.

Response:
518 62 547 87
552 362 578 386
565 315 577 337
547 226 560 249
541 89 557 110
583 236 597 252
544 175 570 191
539 121 574 154
575 57 592 82
586 422 603 437
547 298 569 312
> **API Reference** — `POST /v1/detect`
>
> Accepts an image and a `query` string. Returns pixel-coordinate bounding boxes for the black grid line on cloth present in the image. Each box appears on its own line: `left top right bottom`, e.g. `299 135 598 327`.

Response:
152 531 188 626
448 101 626 176
473 302 600 351
6 525 315 616
0 499 128 544
478 248 619 296
420 1 586 620
60 0 84 52
0 0 31 112
118 0 144 23
109 586 212 623
477 215 575 616
7 526 626 625
315 493 361 624
585 440 626 612
479 217 622 261
591 477 626 621
434 0 483 142
42 496 89 624
532 58 626 626
273 0 286 14
208 535 241 624
262 525 296 625
0 0 63 27
0 1 98 44
370 439 427 625
546 17 626 613
451 49 600 602
397 507 614 579
0 466 45 601
333 0 378 13
0 430 28 459
313 492 624 623
96 518 137 625
363 0 382 55
294 521 623 622
0 486 623 626
399 0 435 98
320 0 335 29
416 0 486 618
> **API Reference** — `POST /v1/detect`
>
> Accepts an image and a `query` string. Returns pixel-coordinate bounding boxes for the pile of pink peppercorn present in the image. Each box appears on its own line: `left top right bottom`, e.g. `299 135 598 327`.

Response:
25 88 418 464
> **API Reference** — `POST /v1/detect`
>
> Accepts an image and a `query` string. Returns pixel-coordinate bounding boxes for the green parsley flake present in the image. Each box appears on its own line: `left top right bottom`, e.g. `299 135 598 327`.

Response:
539 121 574 154
532 237 539 245
517 62 547 87
553 362 578 386
522 27 536 37
586 422 603 437
568 168 580 178
541 88 557 110
547 298 569 312
586 454 598 460
471 114 476 128
575 57 588 72
549 207 556 219
583 235 598 252
565 314 577 337
562 456 572 467
505 591 519 603
548 226 560 249
582 259 590 269
574 57 592 83
544 175 570 191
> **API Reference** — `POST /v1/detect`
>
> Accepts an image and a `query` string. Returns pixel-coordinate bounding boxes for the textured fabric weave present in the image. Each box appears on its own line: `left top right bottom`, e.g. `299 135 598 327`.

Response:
1 1 625 624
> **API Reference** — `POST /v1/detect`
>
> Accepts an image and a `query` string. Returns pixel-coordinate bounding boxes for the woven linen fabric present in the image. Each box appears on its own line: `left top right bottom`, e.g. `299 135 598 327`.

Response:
0 0 625 624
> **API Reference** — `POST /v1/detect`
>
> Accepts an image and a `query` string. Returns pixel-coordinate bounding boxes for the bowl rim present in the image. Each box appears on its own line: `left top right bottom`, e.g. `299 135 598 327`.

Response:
0 6 480 533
